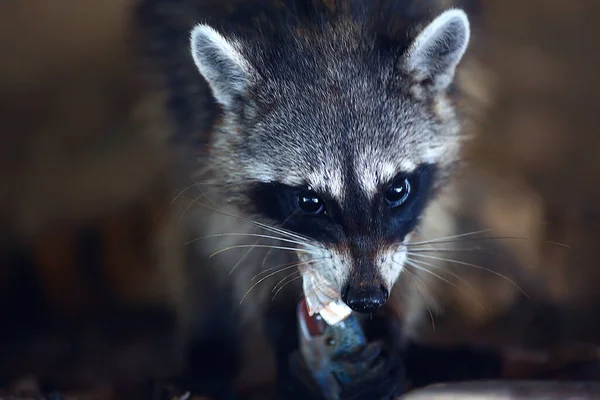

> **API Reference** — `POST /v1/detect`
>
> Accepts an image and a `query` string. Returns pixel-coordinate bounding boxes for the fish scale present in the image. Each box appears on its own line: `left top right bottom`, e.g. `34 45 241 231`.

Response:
284 298 405 400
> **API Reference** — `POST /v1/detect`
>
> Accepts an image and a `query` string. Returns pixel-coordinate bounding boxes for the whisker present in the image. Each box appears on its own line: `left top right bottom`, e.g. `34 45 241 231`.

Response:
274 261 341 302
186 232 318 248
182 196 315 244
171 181 230 205
272 270 301 292
404 259 458 289
407 247 513 259
407 256 476 291
408 229 492 246
541 240 570 248
171 182 200 205
249 221 314 245
227 210 307 277
240 267 292 305
210 244 322 258
403 267 433 299
240 260 324 305
273 275 304 301
193 183 231 210
272 272 303 300
178 183 231 221
229 236 266 276
297 270 338 305
185 232 308 277
178 192 209 221
408 236 569 249
407 246 524 271
402 268 436 330
406 256 484 310
253 208 308 271
260 246 277 271
252 258 325 281
409 252 530 298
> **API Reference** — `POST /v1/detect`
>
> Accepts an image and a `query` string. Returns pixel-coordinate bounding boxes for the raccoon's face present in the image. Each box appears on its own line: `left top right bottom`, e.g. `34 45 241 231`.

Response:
190 8 471 314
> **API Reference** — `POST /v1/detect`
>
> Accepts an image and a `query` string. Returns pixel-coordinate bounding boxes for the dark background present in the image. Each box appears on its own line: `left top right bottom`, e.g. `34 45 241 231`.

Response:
1 0 600 397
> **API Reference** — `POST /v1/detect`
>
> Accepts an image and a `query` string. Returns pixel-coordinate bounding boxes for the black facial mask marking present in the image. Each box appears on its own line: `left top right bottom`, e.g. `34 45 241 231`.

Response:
250 163 437 246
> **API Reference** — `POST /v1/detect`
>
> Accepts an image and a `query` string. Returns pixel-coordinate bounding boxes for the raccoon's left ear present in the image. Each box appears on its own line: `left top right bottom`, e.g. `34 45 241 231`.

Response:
190 24 255 109
404 8 471 90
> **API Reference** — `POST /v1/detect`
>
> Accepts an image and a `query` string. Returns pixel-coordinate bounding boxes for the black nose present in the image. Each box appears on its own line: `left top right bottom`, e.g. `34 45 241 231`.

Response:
341 283 389 313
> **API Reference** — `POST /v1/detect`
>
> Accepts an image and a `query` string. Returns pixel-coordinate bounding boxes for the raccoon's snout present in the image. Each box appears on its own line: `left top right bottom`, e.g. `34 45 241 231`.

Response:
341 283 389 313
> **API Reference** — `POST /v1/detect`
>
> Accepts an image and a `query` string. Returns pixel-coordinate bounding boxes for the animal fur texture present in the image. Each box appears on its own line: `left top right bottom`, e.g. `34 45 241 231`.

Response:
138 0 491 392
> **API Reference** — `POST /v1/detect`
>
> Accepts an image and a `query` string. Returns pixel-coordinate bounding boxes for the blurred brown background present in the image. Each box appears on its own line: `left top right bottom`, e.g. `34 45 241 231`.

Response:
2 0 600 397
0 0 186 395
397 0 600 361
451 0 600 345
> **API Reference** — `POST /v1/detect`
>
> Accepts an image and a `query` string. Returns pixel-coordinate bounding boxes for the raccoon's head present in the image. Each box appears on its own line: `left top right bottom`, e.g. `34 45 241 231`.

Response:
190 7 471 314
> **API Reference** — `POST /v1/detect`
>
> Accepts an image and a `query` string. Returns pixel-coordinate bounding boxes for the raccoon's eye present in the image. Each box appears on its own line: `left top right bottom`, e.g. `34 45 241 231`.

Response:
385 178 411 207
297 191 326 215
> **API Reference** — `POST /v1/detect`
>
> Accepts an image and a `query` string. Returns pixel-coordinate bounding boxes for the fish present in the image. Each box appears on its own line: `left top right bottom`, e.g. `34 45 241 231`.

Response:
294 299 404 400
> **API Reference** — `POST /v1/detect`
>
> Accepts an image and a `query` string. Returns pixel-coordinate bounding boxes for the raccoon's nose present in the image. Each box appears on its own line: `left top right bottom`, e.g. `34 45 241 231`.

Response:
341 283 389 314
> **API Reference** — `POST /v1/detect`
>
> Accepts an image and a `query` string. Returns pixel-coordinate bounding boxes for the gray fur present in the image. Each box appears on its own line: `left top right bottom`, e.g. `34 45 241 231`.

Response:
188 7 472 316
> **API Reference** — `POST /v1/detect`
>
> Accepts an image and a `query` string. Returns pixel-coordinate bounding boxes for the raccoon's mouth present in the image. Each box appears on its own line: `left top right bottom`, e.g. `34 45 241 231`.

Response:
296 252 353 325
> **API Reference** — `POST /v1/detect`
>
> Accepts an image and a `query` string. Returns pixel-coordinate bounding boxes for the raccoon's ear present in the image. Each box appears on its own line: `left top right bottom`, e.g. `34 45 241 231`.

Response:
404 8 470 90
190 24 254 109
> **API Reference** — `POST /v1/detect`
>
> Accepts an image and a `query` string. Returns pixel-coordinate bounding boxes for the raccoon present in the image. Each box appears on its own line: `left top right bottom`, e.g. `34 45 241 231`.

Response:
201 6 469 315
191 4 470 300
137 0 477 394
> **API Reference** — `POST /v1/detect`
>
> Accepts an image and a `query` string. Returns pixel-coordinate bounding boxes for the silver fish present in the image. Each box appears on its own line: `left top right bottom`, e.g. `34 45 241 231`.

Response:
297 299 390 400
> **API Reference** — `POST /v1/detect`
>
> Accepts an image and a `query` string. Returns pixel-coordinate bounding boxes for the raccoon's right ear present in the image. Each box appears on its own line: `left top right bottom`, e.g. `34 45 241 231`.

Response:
190 24 255 109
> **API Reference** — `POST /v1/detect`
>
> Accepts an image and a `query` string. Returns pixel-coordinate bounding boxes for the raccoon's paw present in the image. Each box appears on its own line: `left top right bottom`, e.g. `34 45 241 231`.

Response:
276 343 406 400
336 343 406 400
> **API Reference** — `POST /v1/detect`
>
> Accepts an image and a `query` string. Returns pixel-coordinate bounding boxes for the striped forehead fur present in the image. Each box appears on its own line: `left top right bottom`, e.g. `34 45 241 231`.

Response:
195 3 471 211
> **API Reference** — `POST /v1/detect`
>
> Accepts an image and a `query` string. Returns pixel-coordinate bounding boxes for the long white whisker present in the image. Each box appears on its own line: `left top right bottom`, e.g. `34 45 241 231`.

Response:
408 229 492 246
407 256 476 292
171 181 229 205
209 244 320 258
407 247 507 258
406 256 484 310
182 196 314 243
186 233 319 249
409 252 529 298
404 259 458 289
251 222 315 245
407 247 521 270
178 183 232 221
272 270 301 294
402 268 436 330
272 273 303 300
228 236 265 276
227 213 312 276
240 260 317 304
252 258 325 281
171 182 200 205
178 193 207 221
261 246 277 271
409 235 569 249
300 279 336 305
